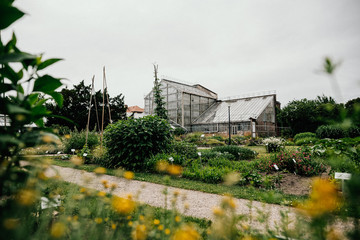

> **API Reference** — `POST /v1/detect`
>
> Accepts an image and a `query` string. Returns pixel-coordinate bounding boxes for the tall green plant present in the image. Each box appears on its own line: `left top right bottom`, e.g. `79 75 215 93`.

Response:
0 1 64 196
152 64 167 119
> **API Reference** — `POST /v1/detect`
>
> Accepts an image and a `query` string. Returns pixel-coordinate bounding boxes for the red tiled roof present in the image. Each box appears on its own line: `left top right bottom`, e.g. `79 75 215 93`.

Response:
127 105 144 113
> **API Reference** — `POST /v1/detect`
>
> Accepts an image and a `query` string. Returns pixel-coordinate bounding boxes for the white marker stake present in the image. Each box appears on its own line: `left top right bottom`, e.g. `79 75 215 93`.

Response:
335 172 352 191
83 153 87 157
273 164 279 171
292 159 296 163
169 157 174 164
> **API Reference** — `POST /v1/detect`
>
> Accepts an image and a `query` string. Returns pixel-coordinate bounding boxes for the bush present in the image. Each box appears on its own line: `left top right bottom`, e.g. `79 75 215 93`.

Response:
64 130 99 153
103 115 172 170
183 162 232 183
170 141 198 159
262 137 284 153
200 150 236 161
173 127 186 136
316 125 346 139
212 145 257 160
204 138 225 147
295 137 318 146
348 126 360 138
293 132 316 142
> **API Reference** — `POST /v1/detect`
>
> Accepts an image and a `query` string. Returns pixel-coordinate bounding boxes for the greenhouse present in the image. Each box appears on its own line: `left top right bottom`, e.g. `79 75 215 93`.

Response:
144 79 278 136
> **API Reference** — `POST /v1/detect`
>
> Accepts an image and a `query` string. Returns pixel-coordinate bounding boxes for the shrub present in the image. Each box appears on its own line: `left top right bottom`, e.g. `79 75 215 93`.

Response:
184 132 204 144
212 145 257 160
103 115 172 170
316 125 346 139
210 135 225 142
183 162 232 183
64 130 99 153
204 138 225 147
293 132 316 142
173 127 186 136
295 137 318 146
200 150 236 161
91 145 107 165
257 149 326 176
262 137 284 153
170 141 198 159
348 126 360 138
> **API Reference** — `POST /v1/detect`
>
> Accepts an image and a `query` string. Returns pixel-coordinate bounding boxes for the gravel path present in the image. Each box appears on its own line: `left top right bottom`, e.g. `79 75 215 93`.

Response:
45 165 351 234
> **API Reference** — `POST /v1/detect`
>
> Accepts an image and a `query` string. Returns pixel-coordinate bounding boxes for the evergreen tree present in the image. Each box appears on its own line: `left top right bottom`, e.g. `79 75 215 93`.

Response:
152 64 168 119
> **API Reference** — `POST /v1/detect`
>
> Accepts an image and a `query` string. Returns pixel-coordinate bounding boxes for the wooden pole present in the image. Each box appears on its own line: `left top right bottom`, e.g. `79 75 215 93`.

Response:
101 67 106 148
85 75 95 146
103 69 112 123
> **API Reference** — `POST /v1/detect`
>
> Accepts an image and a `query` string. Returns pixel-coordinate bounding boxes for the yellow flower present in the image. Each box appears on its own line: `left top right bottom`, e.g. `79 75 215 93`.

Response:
128 221 133 226
97 191 106 197
110 183 118 190
3 218 19 230
158 224 164 231
172 225 200 240
167 165 183 176
64 134 71 139
132 224 147 240
124 171 134 180
50 222 66 238
16 189 37 206
173 190 180 197
111 195 135 215
15 114 26 122
94 218 103 224
37 171 48 181
153 219 160 225
42 135 54 143
223 172 240 186
111 223 117 230
298 178 340 217
94 167 106 175
127 216 132 220
156 160 169 172
222 196 236 209
175 215 181 222
70 156 83 166
80 187 87 193
212 207 224 216
165 228 171 235
139 215 145 221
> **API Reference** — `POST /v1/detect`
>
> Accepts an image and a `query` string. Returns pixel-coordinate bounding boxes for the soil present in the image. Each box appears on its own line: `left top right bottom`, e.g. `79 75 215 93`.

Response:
276 170 331 196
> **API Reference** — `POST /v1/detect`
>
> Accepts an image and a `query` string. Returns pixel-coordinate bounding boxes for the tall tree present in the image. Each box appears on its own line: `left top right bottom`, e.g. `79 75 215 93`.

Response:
152 64 168 119
46 81 127 131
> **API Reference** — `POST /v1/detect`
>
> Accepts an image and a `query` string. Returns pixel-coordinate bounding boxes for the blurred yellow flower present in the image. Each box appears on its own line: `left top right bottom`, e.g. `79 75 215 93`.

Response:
173 190 180 197
97 191 106 197
94 218 103 224
132 224 147 240
124 171 134 180
167 165 183 176
80 187 87 193
3 218 19 230
50 222 66 238
222 196 236 209
165 228 171 235
156 160 169 172
37 171 48 181
175 216 181 222
158 224 164 231
110 183 118 190
172 225 200 240
111 195 135 215
212 207 224 216
15 114 26 122
111 223 117 230
128 221 133 226
70 156 83 166
298 178 340 217
64 134 71 139
94 167 106 175
139 215 145 221
223 172 240 186
16 189 37 206
153 219 160 225
42 135 54 143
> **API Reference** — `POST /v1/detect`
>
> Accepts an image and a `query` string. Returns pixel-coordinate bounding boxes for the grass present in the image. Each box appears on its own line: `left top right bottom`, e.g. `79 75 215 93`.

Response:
48 156 307 206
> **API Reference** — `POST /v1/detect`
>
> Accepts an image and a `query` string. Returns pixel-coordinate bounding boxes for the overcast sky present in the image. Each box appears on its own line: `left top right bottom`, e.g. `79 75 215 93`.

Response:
5 0 360 107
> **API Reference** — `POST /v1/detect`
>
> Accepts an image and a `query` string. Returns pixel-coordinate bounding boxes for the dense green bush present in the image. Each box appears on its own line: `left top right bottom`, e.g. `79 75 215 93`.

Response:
183 161 232 183
64 130 99 153
348 126 360 138
316 125 346 139
212 145 257 160
170 141 198 159
204 138 225 147
103 115 172 170
293 132 316 142
295 137 318 146
173 127 186 136
200 150 236 161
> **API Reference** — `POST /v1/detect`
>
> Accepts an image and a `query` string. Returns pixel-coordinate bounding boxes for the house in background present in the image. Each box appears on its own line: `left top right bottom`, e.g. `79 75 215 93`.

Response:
126 106 144 119
144 78 279 137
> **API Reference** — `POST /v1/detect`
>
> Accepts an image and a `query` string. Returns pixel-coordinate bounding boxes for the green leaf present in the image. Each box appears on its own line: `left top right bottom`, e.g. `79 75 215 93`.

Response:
0 4 25 30
48 91 63 108
37 58 63 70
7 104 30 114
0 64 22 83
27 93 40 105
0 52 36 64
33 75 62 93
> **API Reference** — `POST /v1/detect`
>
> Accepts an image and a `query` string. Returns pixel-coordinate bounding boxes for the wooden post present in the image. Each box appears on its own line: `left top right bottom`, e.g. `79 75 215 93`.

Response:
100 67 105 148
85 76 95 146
